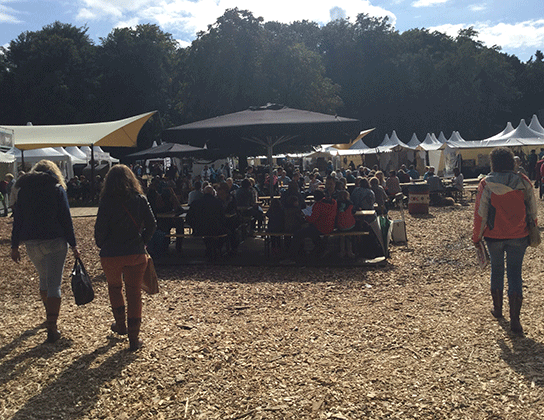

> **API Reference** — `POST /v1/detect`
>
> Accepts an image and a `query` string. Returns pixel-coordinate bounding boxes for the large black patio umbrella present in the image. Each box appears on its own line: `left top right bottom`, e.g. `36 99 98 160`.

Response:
124 142 211 160
162 104 361 180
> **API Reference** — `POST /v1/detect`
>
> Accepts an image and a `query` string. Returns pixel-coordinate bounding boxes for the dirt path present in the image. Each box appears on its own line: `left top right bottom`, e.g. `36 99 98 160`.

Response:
1 203 544 419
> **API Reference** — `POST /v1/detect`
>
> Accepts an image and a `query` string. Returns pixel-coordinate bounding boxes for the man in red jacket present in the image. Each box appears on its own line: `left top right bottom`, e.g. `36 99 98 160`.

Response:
282 189 337 262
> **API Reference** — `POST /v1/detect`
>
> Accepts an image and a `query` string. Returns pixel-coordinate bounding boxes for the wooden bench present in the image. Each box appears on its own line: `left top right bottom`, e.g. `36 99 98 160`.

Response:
253 230 370 257
166 233 229 258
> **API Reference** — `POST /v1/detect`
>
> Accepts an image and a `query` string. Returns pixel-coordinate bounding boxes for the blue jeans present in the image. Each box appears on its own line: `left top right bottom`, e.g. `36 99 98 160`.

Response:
25 238 68 298
485 237 528 297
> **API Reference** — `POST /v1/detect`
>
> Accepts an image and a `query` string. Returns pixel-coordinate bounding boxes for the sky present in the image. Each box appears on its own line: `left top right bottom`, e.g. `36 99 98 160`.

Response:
1 0 543 62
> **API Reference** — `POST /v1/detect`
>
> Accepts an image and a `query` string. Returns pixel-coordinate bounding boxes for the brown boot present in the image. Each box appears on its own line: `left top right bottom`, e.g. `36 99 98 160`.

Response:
111 306 127 335
491 289 503 318
46 297 61 343
127 318 142 351
509 293 523 335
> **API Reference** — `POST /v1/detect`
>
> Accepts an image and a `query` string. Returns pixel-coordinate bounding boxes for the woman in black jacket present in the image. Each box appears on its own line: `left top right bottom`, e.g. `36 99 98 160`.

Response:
11 160 79 343
95 165 156 351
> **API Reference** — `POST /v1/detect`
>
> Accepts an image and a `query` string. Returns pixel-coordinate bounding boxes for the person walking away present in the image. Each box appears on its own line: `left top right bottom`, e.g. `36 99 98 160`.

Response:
95 165 157 351
473 147 537 335
11 160 80 343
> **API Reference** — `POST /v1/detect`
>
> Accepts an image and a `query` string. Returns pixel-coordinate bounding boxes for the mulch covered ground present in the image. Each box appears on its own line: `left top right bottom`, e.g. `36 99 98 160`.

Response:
1 201 544 419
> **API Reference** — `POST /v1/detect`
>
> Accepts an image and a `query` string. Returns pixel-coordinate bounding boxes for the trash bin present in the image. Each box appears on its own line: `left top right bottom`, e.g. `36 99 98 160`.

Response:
408 184 430 214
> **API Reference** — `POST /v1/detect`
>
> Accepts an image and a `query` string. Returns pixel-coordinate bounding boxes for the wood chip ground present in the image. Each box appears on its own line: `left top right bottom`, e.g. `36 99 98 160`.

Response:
1 202 544 419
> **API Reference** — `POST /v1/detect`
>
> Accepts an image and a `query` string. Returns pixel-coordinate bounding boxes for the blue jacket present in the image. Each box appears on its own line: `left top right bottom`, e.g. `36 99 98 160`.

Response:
11 172 76 249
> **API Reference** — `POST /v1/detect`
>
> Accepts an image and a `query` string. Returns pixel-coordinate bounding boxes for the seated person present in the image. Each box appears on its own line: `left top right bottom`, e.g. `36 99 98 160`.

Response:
188 180 204 205
216 182 241 253
446 167 464 195
407 165 420 180
266 198 285 256
284 195 306 234
281 180 306 210
336 190 356 258
147 177 184 253
426 170 445 205
385 170 402 198
370 177 388 215
236 178 264 232
397 169 411 184
283 190 337 261
351 177 376 211
186 186 228 258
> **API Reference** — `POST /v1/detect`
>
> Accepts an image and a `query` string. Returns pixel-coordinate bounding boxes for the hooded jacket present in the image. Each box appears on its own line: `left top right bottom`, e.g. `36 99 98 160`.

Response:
11 171 76 249
473 171 537 243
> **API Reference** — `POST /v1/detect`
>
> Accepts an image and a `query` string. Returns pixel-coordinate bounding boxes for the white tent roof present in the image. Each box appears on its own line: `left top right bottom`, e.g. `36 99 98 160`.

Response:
437 132 448 143
0 151 16 163
8 147 68 161
406 133 420 149
53 147 87 165
496 119 544 140
529 115 544 134
2 111 156 150
65 146 88 160
485 122 515 141
417 133 442 151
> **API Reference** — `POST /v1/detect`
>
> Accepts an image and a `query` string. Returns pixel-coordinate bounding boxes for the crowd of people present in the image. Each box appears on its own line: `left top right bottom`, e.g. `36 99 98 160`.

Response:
7 146 540 351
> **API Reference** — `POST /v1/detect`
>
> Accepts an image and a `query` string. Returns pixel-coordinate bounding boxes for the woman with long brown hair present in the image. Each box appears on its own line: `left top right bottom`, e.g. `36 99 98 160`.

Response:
95 165 156 350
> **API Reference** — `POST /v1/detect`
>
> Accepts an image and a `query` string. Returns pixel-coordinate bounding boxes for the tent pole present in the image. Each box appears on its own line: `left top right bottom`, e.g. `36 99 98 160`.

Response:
21 150 25 173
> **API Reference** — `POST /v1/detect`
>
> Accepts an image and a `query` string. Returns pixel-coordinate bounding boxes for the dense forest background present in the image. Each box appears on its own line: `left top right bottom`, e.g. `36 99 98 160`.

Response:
0 8 543 153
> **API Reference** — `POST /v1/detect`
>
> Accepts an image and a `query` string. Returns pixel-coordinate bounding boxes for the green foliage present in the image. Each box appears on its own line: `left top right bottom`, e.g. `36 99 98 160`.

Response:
0 11 542 152
1 22 98 124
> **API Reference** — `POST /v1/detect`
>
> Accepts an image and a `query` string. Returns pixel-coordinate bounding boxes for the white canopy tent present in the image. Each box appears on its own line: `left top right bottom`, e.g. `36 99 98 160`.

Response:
7 147 74 179
65 146 89 161
440 116 544 176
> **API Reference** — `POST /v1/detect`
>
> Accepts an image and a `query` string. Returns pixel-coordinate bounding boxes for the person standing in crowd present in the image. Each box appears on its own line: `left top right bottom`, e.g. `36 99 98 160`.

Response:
527 149 538 180
11 160 79 343
473 147 537 335
95 165 157 351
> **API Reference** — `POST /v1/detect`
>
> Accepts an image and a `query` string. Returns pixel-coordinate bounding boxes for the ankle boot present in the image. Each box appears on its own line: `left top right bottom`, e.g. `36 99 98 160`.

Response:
127 318 142 351
509 293 523 335
111 306 127 335
46 297 61 343
491 289 503 318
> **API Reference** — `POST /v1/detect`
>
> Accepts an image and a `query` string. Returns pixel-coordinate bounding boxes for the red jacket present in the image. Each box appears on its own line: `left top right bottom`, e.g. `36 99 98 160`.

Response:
473 171 537 243
306 198 337 234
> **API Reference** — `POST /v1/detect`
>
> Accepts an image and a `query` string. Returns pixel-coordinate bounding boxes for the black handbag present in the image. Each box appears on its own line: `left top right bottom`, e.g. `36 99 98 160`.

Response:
71 257 94 305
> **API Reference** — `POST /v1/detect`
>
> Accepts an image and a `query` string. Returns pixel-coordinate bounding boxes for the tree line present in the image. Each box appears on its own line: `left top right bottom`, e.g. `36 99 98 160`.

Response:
1 8 543 154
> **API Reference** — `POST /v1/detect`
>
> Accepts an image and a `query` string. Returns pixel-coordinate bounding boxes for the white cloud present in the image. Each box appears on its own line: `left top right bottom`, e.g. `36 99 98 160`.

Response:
430 19 544 51
412 0 449 8
468 3 487 12
0 1 23 23
74 0 397 40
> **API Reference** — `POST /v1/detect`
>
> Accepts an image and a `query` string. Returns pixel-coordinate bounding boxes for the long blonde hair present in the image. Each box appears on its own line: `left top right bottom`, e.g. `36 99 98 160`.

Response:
31 160 66 189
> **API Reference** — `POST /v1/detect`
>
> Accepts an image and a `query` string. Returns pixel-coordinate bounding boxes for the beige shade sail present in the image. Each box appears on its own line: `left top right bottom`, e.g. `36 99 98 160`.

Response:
3 111 156 151
332 128 375 150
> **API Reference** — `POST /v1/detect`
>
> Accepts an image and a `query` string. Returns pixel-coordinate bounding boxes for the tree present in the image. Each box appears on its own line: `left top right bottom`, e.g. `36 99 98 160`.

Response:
1 22 99 124
97 24 180 147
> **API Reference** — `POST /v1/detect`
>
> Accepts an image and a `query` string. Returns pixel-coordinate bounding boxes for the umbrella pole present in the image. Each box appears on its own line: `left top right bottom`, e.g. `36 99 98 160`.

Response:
267 144 274 197
90 145 95 201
